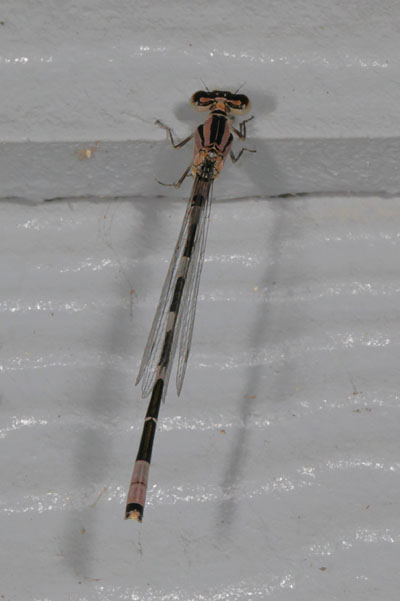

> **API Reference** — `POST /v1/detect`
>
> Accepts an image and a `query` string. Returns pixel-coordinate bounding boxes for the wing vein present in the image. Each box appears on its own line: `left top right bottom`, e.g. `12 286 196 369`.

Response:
136 176 212 401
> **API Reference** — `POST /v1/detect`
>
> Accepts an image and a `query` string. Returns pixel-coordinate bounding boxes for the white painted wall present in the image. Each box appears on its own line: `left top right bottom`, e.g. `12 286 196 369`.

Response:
1 3 400 601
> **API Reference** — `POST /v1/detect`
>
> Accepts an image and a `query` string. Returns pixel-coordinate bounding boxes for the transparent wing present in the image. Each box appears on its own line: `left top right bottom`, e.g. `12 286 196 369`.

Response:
136 196 193 398
176 179 213 395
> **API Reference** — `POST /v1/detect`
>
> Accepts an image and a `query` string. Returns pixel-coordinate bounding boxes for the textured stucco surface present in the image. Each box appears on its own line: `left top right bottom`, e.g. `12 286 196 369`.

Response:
1 194 400 600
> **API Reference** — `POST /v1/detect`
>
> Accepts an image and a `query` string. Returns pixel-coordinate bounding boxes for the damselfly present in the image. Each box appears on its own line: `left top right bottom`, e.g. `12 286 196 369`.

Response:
125 89 255 521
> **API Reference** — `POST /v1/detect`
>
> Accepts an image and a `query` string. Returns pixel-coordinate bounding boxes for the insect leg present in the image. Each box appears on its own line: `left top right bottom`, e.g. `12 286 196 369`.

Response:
157 164 193 188
230 147 256 163
231 115 255 140
155 120 194 149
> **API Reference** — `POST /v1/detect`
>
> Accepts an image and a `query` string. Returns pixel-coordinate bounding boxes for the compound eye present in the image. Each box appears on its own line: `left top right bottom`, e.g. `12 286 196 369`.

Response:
229 94 251 115
190 90 213 112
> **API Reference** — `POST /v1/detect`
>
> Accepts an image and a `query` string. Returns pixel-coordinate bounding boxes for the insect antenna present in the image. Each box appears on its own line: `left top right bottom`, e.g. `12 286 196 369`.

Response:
200 78 210 92
234 81 247 94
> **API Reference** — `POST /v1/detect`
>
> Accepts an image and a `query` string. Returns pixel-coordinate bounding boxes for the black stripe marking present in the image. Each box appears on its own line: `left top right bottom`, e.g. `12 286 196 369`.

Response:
211 114 228 146
222 133 233 153
184 223 198 258
136 378 164 463
191 193 204 207
197 124 205 146
170 276 185 312
159 329 174 367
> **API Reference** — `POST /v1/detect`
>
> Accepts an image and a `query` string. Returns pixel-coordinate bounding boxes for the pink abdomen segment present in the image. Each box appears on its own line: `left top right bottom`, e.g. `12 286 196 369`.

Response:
125 460 150 521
